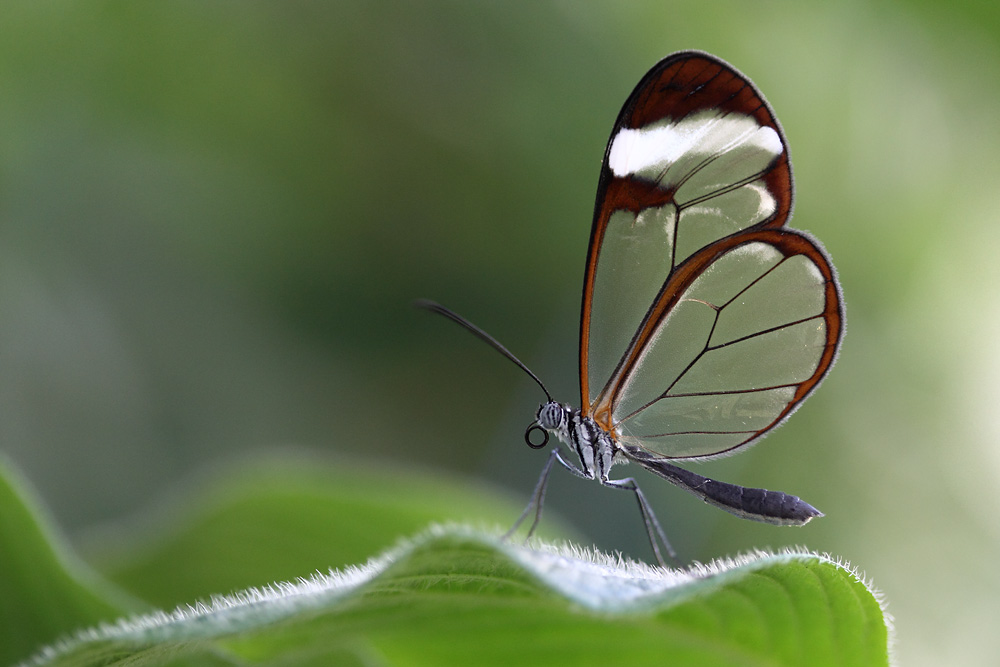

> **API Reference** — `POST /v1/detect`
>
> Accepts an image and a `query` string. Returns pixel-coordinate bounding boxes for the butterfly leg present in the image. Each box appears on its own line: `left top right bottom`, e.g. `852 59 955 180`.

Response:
602 476 676 567
504 447 592 543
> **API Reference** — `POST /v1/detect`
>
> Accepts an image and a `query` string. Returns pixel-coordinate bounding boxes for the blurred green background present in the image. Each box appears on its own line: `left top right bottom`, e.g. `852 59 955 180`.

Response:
0 1 997 665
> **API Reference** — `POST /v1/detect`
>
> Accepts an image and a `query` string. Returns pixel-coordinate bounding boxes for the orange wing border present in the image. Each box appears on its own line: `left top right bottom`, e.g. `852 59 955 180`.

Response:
590 229 843 456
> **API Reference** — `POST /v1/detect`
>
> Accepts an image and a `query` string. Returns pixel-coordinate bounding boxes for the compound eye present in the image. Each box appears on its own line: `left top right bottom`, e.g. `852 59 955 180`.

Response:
537 402 564 430
524 424 549 449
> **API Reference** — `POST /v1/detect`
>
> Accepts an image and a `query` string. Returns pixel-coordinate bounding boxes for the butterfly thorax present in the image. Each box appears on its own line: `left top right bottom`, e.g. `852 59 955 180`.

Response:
535 400 617 482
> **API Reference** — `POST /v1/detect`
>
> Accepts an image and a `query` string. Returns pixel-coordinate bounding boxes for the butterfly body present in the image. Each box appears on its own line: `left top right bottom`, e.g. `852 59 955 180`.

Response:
533 402 616 483
532 398 821 532
419 51 842 565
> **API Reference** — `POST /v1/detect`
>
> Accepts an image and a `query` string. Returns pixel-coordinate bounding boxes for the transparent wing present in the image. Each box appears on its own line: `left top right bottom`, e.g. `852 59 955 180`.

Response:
580 51 794 412
579 52 843 459
609 230 842 460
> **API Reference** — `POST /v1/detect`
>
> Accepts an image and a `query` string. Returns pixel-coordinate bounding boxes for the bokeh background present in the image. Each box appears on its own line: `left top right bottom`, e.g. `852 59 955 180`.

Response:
1 2 997 665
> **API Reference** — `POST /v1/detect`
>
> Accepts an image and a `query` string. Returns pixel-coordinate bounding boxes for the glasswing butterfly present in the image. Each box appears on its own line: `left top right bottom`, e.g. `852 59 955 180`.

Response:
419 51 843 565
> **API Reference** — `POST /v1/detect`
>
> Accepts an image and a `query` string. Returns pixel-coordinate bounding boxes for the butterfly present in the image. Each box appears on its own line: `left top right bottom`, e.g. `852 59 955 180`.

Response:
418 51 843 565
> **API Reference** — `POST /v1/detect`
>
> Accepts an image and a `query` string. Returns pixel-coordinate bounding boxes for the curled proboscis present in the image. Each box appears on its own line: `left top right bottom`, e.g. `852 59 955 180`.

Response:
524 424 549 449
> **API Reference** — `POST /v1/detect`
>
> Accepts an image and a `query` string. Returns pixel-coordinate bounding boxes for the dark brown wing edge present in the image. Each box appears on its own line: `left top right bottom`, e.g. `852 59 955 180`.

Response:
579 51 794 412
598 228 843 449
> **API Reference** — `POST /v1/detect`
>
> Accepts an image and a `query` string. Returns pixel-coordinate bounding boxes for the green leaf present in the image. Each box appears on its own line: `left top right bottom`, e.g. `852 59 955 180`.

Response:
85 455 557 610
26 526 890 667
0 460 128 667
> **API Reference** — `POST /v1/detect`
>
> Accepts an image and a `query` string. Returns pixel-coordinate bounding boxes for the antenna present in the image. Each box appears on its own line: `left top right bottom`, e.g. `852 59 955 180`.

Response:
415 299 552 402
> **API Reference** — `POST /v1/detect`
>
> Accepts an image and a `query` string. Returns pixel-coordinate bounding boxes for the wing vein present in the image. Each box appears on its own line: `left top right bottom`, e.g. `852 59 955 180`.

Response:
707 312 826 351
614 381 805 428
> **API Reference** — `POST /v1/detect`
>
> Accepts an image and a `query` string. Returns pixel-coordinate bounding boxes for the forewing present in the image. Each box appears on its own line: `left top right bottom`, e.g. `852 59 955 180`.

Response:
581 52 794 412
611 229 842 460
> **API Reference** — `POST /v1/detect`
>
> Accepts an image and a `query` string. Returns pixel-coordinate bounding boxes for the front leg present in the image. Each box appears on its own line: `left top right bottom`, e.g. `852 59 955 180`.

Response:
504 448 594 542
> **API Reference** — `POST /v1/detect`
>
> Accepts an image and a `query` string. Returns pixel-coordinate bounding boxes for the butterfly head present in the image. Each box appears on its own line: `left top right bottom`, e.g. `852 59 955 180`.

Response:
524 401 569 449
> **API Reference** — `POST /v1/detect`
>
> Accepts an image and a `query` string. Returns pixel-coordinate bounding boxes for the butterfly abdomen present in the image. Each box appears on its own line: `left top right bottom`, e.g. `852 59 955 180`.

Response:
623 446 822 526
695 479 823 526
